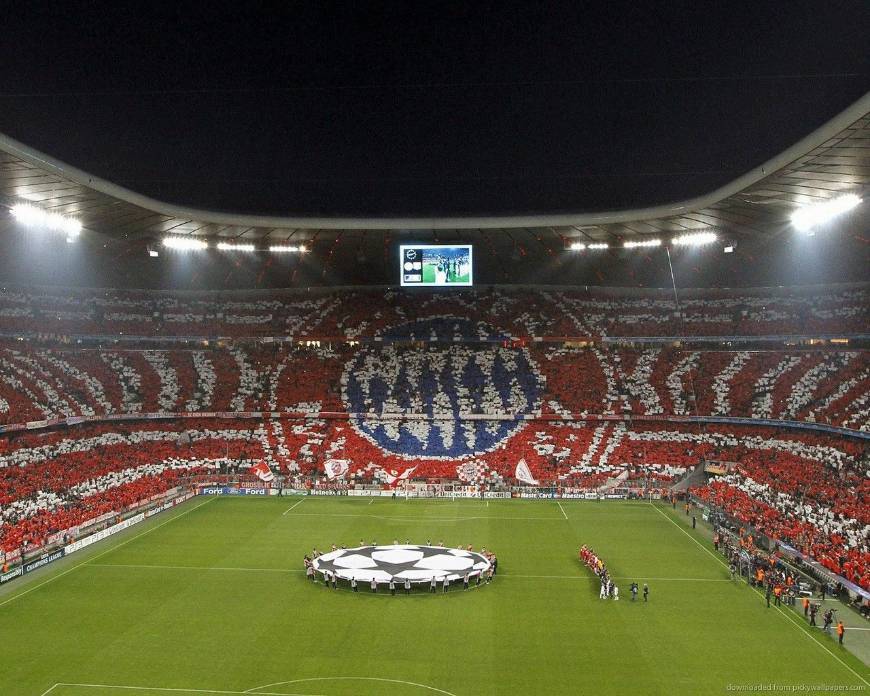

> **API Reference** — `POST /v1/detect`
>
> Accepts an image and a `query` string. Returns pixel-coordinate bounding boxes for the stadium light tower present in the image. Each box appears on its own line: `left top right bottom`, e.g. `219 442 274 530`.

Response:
790 193 862 232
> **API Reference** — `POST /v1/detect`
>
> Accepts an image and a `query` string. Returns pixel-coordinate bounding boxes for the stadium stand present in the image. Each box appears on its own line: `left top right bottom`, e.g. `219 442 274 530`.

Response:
0 284 867 339
0 285 867 588
0 343 867 429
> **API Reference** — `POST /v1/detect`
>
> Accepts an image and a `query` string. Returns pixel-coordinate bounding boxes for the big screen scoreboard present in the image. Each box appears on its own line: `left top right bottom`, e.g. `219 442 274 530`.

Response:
399 244 473 287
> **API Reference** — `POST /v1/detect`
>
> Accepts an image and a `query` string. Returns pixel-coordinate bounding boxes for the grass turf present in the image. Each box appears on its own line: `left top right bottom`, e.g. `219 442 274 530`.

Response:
0 496 867 696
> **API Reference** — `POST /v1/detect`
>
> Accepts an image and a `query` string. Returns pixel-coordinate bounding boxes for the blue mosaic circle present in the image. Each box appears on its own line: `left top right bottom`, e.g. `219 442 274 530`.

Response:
342 319 542 458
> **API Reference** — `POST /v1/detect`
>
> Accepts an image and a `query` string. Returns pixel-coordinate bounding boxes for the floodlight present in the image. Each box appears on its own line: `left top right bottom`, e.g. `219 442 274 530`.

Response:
11 202 82 236
672 232 717 246
269 245 304 253
624 239 661 249
162 236 208 250
216 242 256 252
587 243 609 250
791 194 861 231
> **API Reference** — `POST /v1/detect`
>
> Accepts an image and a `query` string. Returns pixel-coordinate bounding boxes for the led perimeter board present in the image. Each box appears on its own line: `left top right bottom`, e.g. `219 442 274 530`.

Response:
400 244 473 287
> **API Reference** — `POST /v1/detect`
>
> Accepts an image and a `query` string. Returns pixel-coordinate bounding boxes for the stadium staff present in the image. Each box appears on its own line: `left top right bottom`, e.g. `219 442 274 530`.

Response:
837 621 845 645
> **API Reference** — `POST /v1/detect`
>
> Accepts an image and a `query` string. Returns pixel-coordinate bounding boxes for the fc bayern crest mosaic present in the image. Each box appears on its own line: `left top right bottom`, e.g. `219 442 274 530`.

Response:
341 318 544 459
312 545 492 583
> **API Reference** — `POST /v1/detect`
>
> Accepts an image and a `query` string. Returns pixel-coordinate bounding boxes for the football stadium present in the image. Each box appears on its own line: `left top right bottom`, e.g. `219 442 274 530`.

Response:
0 5 869 695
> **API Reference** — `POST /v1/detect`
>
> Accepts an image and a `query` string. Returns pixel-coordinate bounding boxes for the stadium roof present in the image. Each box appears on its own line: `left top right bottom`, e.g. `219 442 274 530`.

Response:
0 91 868 249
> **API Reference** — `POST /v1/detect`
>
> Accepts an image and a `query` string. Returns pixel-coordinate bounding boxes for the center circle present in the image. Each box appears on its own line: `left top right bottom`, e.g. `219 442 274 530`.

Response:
341 318 543 458
313 544 492 584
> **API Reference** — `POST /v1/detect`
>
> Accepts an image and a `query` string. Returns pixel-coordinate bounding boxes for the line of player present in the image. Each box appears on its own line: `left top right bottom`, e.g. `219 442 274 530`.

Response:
579 544 649 602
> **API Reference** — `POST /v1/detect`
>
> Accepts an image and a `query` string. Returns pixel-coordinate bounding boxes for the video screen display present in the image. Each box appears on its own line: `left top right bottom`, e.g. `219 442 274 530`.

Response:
399 244 472 287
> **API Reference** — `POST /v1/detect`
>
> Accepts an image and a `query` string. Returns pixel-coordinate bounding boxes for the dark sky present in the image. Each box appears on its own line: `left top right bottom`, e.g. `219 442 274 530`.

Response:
1 1 868 217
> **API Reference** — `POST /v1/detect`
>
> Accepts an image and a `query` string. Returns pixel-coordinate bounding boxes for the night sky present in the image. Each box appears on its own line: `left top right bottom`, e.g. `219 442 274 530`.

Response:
1 1 868 217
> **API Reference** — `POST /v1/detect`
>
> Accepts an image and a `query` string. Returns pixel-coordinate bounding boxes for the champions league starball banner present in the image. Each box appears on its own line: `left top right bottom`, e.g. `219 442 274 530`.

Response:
313 545 491 584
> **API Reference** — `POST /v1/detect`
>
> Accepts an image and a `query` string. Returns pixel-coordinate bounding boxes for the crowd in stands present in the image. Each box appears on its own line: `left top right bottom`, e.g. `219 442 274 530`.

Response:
0 343 867 432
0 284 866 340
0 283 867 592
1 416 865 587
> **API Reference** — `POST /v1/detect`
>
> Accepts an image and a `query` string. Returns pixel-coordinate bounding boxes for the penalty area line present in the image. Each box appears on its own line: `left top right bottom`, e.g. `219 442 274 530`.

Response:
282 498 305 516
649 501 869 688
557 501 568 520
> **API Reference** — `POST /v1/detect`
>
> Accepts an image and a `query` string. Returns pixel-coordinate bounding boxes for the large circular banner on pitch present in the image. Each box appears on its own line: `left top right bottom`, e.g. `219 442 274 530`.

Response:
312 545 492 583
341 318 544 459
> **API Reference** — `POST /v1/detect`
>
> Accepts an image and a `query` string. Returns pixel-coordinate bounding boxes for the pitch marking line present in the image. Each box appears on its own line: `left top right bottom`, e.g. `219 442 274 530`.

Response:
281 498 305 516
0 496 215 611
38 684 59 696
245 676 458 696
87 562 731 583
49 684 322 696
284 511 563 522
557 501 568 520
649 502 869 687
90 562 304 573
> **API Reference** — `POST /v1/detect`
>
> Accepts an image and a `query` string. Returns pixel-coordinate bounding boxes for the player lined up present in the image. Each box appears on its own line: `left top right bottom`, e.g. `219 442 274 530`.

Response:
579 545 649 603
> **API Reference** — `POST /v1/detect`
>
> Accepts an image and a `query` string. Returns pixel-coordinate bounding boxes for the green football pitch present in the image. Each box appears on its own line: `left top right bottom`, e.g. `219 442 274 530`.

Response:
1 496 867 696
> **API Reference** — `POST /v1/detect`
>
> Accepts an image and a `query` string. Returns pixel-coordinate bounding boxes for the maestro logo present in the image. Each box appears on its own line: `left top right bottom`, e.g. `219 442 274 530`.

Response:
342 319 542 459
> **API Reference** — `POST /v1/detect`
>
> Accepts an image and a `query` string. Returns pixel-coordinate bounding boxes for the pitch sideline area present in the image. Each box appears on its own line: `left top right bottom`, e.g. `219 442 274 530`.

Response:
2 497 868 696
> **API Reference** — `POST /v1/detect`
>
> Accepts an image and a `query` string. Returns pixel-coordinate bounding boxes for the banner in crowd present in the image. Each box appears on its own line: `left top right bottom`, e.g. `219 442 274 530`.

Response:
383 465 416 488
324 459 350 479
251 461 275 482
514 459 539 485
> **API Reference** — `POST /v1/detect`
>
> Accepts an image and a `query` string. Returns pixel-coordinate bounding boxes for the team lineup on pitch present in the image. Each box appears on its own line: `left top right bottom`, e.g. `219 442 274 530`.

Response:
1 496 866 696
